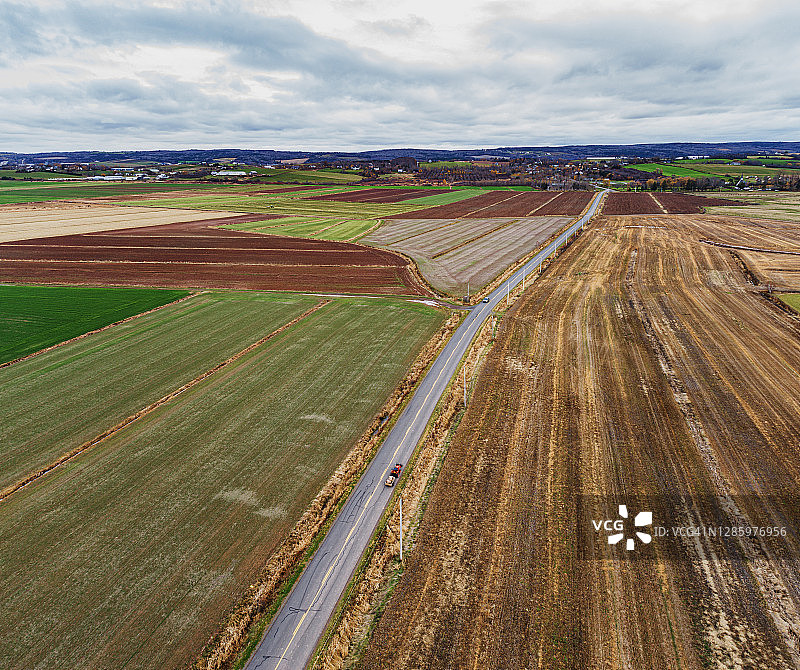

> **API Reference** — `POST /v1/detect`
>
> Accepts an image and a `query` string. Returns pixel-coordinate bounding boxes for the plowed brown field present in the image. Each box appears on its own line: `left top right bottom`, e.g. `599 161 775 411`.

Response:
360 214 800 670
604 192 745 215
532 190 594 215
0 215 430 295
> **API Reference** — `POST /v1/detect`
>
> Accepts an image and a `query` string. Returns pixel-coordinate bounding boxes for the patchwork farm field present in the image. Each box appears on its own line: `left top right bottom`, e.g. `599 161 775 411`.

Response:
362 216 571 295
0 215 430 295
362 214 800 670
0 293 445 670
0 284 188 364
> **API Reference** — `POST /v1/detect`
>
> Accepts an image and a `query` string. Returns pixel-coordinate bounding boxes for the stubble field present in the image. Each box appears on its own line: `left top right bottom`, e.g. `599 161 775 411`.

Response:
361 213 800 670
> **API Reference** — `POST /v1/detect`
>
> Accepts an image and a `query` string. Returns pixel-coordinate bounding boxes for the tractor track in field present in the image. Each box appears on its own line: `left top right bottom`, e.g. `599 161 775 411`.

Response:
0 301 329 504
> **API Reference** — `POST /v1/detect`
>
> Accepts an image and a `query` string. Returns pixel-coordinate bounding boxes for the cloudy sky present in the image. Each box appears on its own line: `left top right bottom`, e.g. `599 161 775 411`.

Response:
2 0 799 152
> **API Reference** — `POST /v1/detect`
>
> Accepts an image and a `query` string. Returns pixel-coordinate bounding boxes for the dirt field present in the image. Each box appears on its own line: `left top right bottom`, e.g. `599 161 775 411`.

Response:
603 192 744 215
362 216 570 295
0 204 245 242
360 213 800 670
532 190 594 215
0 216 430 296
388 191 593 219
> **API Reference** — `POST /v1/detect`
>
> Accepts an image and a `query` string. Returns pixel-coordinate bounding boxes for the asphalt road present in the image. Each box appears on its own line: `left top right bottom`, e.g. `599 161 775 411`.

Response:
244 190 607 670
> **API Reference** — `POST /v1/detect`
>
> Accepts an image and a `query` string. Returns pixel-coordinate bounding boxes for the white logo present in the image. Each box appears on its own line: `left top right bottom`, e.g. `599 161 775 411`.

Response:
592 505 653 551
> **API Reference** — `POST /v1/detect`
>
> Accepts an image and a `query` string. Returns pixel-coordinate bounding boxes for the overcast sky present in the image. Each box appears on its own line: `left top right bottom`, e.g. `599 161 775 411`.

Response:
2 0 799 152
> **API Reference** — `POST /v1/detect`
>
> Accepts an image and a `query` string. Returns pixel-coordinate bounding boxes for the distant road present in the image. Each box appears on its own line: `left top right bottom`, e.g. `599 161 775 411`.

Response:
245 190 607 670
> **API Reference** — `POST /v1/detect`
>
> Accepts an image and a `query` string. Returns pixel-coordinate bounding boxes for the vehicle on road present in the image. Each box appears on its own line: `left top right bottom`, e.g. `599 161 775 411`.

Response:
384 463 402 487
482 297 490 303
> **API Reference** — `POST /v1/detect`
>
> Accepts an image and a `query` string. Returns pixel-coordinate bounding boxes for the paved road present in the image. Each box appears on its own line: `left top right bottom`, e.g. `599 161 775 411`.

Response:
245 190 607 670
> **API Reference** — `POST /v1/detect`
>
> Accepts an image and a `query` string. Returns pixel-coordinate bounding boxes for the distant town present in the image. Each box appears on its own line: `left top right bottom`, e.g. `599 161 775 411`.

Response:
3 141 800 192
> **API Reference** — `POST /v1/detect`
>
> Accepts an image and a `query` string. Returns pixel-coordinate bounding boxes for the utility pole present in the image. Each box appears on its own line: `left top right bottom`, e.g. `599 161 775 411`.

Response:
506 280 509 306
399 495 403 564
463 366 467 406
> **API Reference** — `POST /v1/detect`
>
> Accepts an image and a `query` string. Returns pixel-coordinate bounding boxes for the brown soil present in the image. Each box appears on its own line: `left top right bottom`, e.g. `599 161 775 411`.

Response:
604 192 746 215
359 213 800 670
532 191 594 215
0 215 431 296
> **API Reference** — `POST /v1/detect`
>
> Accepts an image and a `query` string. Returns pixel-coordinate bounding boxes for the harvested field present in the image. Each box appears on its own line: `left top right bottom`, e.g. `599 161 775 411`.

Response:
531 190 594 215
670 214 800 290
363 216 570 295
0 216 430 296
361 214 800 670
0 284 188 364
0 204 247 242
701 191 800 223
301 188 450 203
0 296 445 670
385 190 520 219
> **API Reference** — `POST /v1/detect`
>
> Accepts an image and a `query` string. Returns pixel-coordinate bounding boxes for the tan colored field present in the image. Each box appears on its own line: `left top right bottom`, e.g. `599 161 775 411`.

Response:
703 191 800 222
670 213 800 290
360 214 800 670
0 204 242 242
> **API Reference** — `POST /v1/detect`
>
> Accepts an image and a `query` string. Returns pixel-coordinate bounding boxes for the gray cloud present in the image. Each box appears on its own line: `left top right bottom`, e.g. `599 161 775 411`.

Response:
1 1 799 151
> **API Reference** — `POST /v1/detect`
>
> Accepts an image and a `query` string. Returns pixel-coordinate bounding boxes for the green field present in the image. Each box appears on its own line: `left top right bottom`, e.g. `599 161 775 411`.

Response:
0 285 189 364
419 161 473 169
674 160 800 177
0 294 444 669
627 163 712 178
780 294 800 312
0 181 230 204
223 216 379 242
0 290 319 492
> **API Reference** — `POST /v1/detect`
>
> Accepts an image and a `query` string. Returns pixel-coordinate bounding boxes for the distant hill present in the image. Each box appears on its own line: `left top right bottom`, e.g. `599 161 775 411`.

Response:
3 141 799 165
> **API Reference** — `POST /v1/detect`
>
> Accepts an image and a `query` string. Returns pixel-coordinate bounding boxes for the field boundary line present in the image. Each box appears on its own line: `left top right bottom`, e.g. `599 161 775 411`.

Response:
651 192 669 214
700 239 800 256
0 300 329 503
0 291 200 370
525 192 560 216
